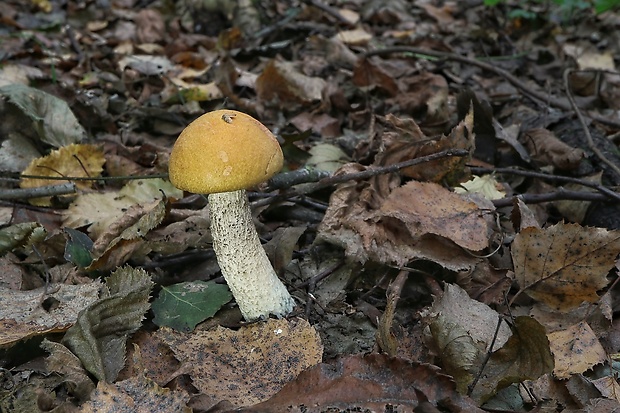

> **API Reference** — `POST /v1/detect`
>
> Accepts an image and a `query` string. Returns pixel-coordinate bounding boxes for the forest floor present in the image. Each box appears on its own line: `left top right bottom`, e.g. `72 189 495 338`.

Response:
1 0 620 412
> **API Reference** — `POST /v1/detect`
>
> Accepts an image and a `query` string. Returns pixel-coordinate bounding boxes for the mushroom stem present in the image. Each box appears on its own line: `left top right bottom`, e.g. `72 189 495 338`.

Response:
208 189 294 321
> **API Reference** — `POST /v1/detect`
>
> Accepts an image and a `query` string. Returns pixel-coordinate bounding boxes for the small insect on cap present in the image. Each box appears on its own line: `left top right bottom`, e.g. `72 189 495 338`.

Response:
169 110 284 194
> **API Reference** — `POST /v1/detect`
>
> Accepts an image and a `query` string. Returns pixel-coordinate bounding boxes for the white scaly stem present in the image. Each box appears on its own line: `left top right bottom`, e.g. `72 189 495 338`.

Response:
208 189 294 321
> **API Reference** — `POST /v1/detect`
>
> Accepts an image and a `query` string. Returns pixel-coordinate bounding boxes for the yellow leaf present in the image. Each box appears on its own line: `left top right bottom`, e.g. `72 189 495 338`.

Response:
20 144 105 206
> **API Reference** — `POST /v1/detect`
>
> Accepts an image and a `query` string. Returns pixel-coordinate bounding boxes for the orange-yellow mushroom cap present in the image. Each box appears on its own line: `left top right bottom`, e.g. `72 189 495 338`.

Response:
169 110 283 194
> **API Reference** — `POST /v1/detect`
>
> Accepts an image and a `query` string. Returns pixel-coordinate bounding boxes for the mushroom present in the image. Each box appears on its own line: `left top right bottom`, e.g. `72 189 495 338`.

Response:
168 109 295 321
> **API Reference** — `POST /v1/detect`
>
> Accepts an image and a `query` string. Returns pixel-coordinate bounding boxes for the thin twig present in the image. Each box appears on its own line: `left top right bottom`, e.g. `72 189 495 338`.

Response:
492 190 609 208
470 166 620 203
295 260 344 289
18 173 168 181
563 68 620 180
365 46 620 128
253 148 470 207
468 315 504 396
0 183 77 200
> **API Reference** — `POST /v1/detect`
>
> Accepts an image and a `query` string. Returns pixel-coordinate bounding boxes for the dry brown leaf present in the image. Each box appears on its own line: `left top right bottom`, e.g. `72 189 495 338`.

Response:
547 322 607 379
87 198 167 271
145 208 211 256
42 340 95 402
20 143 105 206
554 173 602 224
317 168 482 270
425 284 512 354
530 294 613 335
471 316 554 403
510 197 542 231
255 59 326 107
307 35 359 69
157 318 323 408
120 330 181 385
522 128 585 170
386 72 450 134
512 222 619 311
63 178 181 239
80 374 190 413
0 282 101 348
351 57 399 97
591 376 620 401
380 181 490 251
521 374 579 409
455 261 512 305
263 226 307 277
134 9 165 44
289 112 342 138
584 398 620 412
428 313 482 394
240 354 484 412
376 109 474 184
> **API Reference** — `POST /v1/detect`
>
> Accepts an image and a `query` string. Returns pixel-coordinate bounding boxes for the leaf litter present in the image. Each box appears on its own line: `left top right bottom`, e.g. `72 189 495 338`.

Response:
1 0 620 412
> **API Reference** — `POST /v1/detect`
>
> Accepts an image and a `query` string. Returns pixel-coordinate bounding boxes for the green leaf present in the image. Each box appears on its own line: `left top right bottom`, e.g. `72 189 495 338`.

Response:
62 266 153 382
0 84 86 147
152 281 232 332
595 0 620 13
64 227 93 267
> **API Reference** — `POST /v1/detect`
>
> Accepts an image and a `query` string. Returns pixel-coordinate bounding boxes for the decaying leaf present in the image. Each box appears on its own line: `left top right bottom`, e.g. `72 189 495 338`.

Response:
63 178 181 239
380 181 490 251
591 376 620 401
0 83 86 147
547 321 607 379
87 198 168 271
387 72 451 134
471 316 554 403
553 173 602 224
522 128 585 170
305 143 351 173
455 261 512 305
80 373 190 413
144 207 212 256
20 143 105 206
256 59 326 107
376 109 475 184
263 225 307 276
429 313 482 394
157 318 323 408
118 54 174 76
0 281 101 348
332 28 373 45
511 197 542 232
242 354 484 412
0 222 46 254
352 57 399 96
424 284 512 381
62 266 153 382
512 222 619 311
455 175 506 200
42 339 95 402
318 174 489 271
